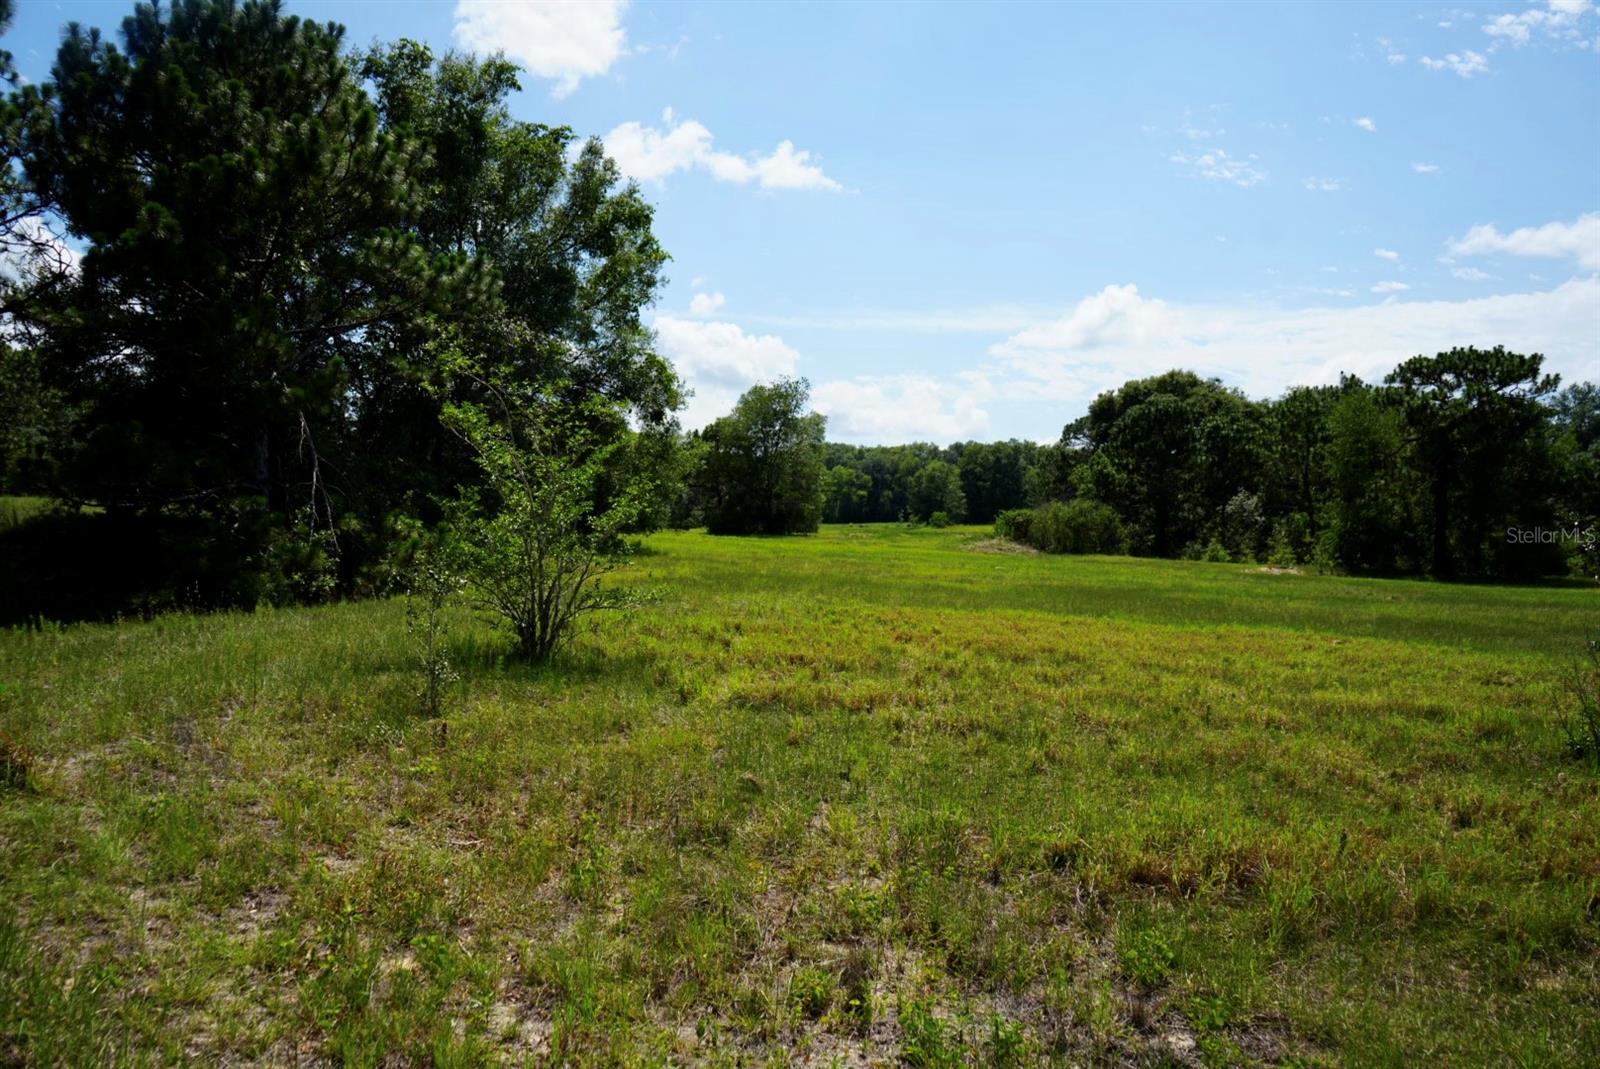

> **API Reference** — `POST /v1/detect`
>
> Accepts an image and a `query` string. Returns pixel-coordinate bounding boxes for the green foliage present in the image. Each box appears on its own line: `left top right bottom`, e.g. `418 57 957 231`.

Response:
260 509 341 608
405 536 462 718
822 463 872 523
1563 634 1600 769
1324 384 1414 574
899 998 958 1067
1221 489 1267 562
1011 499 1127 555
1072 371 1265 557
788 965 835 1019
992 507 1033 545
1386 346 1561 578
927 510 953 529
10 0 481 519
1117 926 1176 989
697 379 826 535
0 12 676 617
443 383 652 662
0 346 74 495
907 460 966 523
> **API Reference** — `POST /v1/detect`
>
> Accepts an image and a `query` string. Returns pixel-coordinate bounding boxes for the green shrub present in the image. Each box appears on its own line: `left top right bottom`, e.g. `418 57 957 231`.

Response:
993 507 1033 544
1201 537 1232 563
1026 499 1126 555
1563 633 1600 769
927 511 952 528
788 965 834 1019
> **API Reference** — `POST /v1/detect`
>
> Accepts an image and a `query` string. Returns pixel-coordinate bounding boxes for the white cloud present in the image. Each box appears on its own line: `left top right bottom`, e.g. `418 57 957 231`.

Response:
1484 1 1594 46
1353 116 1377 132
1167 148 1265 187
812 374 993 443
1303 176 1345 192
996 284 1173 353
1374 248 1401 262
1413 162 1441 174
1371 280 1411 293
653 316 801 429
1447 212 1600 270
688 291 726 317
453 0 627 98
604 110 841 191
986 278 1600 410
1451 266 1497 280
742 305 1043 334
1419 50 1489 76
1 216 82 282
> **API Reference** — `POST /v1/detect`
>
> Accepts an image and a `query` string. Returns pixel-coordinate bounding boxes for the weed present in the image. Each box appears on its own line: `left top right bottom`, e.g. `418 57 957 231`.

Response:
1117 926 1176 989
1561 632 1600 768
0 731 33 791
788 964 834 1019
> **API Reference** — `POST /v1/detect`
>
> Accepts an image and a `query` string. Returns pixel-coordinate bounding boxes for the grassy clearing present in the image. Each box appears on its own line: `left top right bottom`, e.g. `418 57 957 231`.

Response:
1 524 1596 1065
0 496 53 533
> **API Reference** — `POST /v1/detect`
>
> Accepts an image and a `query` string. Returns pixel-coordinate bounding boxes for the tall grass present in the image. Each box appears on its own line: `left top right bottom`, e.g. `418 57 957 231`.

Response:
0 524 1595 1064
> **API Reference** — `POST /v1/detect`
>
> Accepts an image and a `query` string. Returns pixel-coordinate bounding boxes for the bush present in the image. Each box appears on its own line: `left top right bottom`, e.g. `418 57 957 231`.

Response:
927 511 952 528
1201 537 1232 563
1026 499 1126 555
1221 490 1266 562
443 389 653 663
1564 633 1600 769
993 508 1033 544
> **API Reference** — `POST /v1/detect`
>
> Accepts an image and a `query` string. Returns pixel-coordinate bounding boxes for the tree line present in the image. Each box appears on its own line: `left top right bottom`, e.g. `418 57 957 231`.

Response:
672 358 1596 581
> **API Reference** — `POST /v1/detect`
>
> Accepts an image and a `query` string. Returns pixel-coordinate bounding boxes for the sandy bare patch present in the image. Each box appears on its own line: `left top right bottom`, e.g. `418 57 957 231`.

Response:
965 538 1040 556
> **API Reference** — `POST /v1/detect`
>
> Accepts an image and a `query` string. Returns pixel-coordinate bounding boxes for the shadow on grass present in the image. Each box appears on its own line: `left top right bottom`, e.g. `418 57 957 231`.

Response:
446 631 661 689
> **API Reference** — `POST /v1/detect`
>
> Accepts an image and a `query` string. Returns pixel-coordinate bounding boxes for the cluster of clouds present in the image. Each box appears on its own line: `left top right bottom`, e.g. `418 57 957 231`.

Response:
1483 0 1597 46
655 211 1599 443
602 109 841 192
450 3 842 194
1445 212 1600 271
452 0 628 99
1167 148 1265 188
980 276 1597 416
444 3 1597 441
1396 0 1598 79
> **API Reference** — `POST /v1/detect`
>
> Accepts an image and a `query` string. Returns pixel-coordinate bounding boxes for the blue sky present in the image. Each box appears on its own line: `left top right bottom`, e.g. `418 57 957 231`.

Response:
8 0 1598 442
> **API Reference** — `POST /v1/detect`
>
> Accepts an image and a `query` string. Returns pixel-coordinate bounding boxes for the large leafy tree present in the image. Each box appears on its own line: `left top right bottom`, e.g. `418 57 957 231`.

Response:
10 0 483 524
955 440 1034 523
907 459 966 522
697 378 826 535
1323 382 1415 573
1073 371 1265 557
1265 384 1340 542
349 40 680 534
1386 347 1558 578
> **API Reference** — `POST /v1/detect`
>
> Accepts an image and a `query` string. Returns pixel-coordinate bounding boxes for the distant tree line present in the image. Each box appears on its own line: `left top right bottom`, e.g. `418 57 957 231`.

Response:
669 353 1596 581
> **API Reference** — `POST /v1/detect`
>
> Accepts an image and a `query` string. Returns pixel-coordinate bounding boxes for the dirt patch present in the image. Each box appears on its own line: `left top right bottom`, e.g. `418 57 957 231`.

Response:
1256 565 1301 575
965 538 1040 556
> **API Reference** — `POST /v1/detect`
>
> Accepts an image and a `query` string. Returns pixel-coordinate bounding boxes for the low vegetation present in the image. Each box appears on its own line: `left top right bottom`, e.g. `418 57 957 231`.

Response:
2 525 1596 1065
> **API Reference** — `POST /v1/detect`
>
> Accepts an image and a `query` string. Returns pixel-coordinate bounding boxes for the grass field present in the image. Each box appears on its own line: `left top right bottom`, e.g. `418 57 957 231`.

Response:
1 524 1597 1066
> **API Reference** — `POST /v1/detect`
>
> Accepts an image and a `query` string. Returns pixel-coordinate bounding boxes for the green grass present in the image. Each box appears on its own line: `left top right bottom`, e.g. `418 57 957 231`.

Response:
0 496 53 533
1 524 1596 1065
